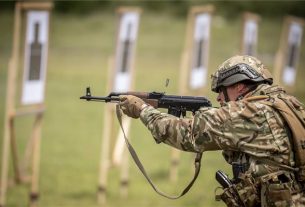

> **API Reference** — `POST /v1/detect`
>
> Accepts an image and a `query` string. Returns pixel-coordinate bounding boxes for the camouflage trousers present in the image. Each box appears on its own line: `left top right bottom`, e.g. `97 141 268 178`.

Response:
218 171 305 207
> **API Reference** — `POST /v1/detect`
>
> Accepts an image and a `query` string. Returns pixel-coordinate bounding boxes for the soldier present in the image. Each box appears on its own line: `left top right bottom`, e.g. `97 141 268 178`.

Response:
119 55 305 206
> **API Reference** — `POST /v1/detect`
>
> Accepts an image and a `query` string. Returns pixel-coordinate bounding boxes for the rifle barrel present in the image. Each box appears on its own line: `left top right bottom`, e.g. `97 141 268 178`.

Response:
80 95 120 102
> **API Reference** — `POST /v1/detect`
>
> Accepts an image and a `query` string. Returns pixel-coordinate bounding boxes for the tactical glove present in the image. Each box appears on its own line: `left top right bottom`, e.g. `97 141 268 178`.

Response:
119 95 146 119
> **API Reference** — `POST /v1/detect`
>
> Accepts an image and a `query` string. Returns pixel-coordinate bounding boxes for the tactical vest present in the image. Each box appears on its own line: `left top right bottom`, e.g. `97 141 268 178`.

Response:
248 89 305 182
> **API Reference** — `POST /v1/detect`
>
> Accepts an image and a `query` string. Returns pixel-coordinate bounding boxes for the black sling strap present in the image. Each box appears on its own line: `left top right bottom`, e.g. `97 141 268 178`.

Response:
115 104 203 199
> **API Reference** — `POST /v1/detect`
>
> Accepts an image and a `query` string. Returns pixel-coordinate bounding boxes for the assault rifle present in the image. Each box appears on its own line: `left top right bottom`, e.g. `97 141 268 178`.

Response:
80 87 212 117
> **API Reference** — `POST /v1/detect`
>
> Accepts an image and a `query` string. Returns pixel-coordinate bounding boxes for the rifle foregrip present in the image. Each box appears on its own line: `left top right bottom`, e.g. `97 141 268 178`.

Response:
124 92 159 108
126 92 150 99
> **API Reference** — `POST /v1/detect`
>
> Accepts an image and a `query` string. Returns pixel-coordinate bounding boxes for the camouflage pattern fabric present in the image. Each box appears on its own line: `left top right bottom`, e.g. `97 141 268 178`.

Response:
140 84 305 206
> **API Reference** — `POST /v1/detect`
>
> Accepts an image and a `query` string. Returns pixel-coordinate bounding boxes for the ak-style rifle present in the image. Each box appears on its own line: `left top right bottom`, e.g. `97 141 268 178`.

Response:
80 87 212 117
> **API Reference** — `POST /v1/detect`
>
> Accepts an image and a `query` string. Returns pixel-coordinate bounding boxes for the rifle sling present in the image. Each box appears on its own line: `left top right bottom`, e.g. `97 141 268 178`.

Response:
115 104 203 199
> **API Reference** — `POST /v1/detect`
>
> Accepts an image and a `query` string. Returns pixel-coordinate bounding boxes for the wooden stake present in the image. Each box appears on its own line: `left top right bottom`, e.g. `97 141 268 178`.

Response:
9 117 22 184
0 2 21 205
97 57 115 205
29 113 43 207
97 104 114 205
120 147 129 198
112 117 131 166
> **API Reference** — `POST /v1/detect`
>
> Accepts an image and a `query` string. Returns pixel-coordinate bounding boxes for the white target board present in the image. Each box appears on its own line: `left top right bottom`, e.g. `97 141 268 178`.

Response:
282 22 303 86
242 13 259 56
189 13 211 90
113 11 139 92
21 11 49 105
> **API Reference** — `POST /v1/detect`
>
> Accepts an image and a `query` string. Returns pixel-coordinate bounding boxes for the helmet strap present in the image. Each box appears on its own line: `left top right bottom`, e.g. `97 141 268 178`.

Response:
223 88 230 102
235 84 259 101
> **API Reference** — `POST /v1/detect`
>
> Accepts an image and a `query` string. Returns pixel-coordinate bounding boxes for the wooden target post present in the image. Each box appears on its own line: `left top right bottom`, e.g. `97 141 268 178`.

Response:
240 12 260 56
97 7 141 204
274 16 304 92
0 2 52 207
170 5 214 182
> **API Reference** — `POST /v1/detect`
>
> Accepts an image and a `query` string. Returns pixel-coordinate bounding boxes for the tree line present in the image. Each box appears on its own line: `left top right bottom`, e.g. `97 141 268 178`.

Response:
1 1 305 18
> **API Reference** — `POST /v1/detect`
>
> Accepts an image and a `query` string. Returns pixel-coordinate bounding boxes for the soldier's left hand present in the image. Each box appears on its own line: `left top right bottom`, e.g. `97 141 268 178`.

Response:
119 95 146 119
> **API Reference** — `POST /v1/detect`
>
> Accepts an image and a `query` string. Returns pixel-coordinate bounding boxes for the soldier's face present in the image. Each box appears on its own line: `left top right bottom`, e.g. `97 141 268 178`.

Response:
217 86 236 106
217 83 247 106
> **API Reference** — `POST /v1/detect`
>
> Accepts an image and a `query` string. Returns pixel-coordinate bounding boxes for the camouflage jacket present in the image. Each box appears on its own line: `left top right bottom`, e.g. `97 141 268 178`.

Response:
140 84 295 177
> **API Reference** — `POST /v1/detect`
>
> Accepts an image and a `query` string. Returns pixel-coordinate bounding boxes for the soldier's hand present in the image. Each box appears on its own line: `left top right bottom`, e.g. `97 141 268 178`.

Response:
119 95 146 119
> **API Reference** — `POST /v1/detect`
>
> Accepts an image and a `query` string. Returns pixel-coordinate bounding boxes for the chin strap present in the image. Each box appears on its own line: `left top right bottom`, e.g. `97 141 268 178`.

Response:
222 87 231 102
235 84 259 101
115 104 203 199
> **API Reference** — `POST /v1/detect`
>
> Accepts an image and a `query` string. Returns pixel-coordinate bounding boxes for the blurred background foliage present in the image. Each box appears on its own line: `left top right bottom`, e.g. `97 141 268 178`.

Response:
1 1 305 18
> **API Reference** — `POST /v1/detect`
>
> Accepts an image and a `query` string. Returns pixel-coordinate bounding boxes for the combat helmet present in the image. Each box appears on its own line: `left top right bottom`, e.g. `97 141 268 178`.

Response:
211 55 273 93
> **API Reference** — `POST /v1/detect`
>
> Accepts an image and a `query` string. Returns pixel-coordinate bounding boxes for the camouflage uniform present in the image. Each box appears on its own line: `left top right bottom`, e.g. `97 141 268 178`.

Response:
139 56 305 206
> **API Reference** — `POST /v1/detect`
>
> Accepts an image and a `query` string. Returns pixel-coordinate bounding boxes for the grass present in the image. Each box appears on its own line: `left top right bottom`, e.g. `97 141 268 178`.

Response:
0 8 305 207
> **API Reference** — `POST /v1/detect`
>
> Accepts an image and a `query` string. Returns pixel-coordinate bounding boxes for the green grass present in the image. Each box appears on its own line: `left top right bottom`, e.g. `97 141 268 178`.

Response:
0 9 305 207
